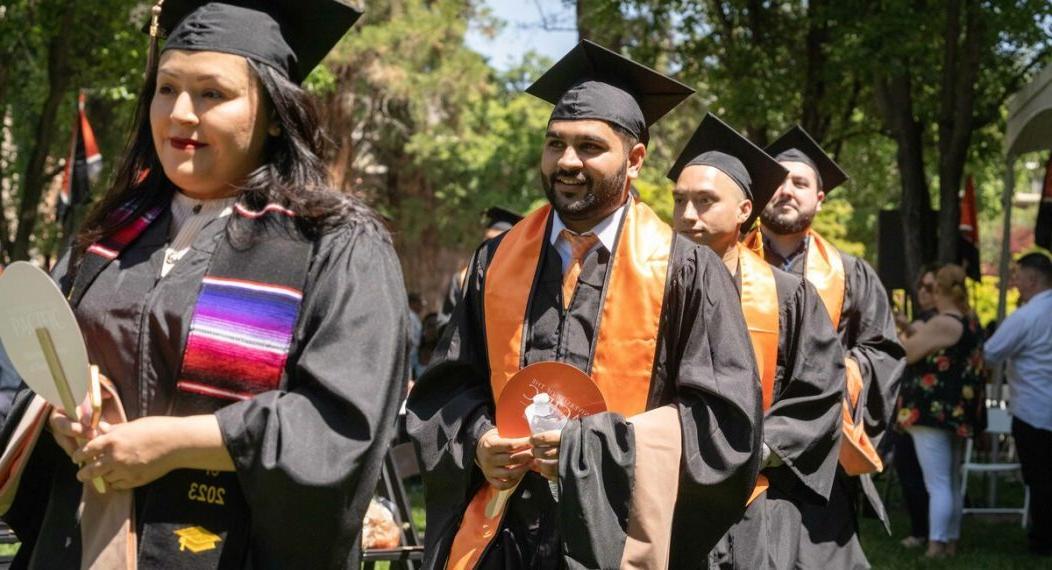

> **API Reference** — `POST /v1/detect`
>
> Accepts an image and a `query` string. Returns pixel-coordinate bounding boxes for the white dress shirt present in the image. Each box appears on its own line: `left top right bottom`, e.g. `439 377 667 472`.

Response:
549 200 629 274
162 192 236 277
984 289 1052 431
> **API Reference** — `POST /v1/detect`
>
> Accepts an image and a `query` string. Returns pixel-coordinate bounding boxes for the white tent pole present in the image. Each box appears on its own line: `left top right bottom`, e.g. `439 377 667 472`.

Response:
996 155 1016 327
987 155 1017 507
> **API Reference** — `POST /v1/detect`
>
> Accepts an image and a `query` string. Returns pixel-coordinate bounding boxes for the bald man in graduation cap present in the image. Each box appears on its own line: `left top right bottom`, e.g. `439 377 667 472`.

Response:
408 41 763 569
741 126 905 568
668 115 845 569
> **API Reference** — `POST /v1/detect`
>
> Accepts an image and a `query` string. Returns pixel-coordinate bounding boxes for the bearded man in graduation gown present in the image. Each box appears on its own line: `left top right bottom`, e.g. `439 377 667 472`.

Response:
667 115 845 569
407 41 763 570
742 126 905 568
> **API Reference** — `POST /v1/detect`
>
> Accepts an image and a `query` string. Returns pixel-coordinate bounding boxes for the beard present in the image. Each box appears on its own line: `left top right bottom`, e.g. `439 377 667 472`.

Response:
542 162 628 222
760 199 816 235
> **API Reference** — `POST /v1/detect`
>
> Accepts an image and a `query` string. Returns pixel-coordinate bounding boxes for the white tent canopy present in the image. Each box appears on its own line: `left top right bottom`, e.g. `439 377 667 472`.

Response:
986 64 1051 503
998 62 1052 321
1006 62 1052 157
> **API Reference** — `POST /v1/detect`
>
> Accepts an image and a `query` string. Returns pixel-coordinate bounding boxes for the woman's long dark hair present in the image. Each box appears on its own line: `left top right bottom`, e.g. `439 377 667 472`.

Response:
75 45 383 268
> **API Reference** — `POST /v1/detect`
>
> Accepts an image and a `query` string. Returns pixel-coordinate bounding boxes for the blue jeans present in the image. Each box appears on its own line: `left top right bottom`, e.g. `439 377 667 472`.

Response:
907 425 964 542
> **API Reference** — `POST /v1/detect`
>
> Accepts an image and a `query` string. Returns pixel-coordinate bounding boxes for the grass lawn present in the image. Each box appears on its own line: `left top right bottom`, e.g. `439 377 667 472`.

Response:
859 509 1044 569
858 474 1050 569
7 476 1046 568
404 475 1052 569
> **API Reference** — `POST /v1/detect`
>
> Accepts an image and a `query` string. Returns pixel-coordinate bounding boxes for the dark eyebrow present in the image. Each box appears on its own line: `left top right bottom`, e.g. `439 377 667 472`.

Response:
545 131 609 147
677 187 719 198
576 134 608 145
156 69 222 82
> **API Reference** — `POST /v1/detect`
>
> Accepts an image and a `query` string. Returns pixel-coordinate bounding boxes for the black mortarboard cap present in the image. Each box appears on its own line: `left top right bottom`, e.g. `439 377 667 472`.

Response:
765 125 848 193
484 207 522 232
150 1 363 84
525 40 695 145
667 113 788 232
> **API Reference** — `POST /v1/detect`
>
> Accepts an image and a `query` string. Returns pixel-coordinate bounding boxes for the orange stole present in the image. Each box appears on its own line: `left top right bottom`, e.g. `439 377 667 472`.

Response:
737 245 779 505
742 228 843 328
447 200 673 569
801 231 845 330
743 228 882 475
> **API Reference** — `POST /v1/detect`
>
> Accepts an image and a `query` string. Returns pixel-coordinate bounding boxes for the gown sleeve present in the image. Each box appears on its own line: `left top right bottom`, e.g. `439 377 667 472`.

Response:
405 240 499 566
841 256 906 456
213 227 409 567
435 269 466 333
763 275 844 503
558 241 763 568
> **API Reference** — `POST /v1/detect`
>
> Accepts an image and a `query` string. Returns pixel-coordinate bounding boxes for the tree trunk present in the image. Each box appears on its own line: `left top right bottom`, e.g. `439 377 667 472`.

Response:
935 0 980 264
10 9 74 261
576 0 590 42
875 71 930 287
801 0 830 142
576 0 623 50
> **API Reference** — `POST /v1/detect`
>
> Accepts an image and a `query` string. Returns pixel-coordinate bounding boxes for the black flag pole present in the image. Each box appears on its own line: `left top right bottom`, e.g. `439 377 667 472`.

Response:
57 90 102 247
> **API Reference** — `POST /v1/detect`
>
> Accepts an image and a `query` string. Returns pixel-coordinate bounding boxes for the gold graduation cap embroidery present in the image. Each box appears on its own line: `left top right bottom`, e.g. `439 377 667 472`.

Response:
175 526 222 553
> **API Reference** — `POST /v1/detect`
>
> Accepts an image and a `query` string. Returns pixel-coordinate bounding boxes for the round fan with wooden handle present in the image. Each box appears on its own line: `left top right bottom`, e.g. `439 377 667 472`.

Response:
0 262 106 493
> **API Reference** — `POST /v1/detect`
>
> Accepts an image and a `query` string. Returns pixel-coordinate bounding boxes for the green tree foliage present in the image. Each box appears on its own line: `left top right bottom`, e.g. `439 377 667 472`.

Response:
591 0 1052 284
3 0 1049 311
316 0 555 295
1 0 148 263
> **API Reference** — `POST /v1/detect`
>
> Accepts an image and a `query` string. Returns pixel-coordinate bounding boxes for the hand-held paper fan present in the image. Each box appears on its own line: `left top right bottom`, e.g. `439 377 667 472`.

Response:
0 262 106 493
486 361 607 514
495 361 607 437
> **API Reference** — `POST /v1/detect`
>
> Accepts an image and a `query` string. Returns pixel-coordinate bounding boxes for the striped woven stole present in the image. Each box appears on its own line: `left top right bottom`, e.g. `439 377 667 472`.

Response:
71 197 312 401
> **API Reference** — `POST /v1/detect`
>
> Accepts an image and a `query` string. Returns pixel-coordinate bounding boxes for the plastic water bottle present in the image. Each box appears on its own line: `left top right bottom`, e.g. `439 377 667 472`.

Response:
525 393 567 500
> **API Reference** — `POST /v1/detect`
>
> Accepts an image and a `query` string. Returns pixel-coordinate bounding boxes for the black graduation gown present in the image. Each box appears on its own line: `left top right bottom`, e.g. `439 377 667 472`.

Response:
763 241 905 569
435 269 465 334
711 266 845 569
2 209 409 569
407 220 762 569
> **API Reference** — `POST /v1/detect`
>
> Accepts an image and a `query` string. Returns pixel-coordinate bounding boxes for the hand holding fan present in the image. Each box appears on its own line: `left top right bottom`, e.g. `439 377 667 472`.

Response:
0 262 106 493
487 361 607 514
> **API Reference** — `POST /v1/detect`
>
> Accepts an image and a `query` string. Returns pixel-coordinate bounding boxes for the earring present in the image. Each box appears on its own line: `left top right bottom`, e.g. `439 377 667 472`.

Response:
268 125 282 137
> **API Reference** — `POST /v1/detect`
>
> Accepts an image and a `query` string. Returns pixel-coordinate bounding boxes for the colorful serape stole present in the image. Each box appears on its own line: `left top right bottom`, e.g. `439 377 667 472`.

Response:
176 277 303 400
85 203 166 260
176 202 312 401
70 200 166 307
72 196 313 402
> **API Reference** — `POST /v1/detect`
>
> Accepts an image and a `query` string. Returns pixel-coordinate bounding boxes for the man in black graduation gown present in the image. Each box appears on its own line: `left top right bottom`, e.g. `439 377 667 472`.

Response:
668 115 845 569
747 126 905 568
407 41 763 569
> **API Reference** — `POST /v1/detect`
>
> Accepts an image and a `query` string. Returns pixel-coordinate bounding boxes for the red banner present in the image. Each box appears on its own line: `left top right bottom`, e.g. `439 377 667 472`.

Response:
958 175 980 280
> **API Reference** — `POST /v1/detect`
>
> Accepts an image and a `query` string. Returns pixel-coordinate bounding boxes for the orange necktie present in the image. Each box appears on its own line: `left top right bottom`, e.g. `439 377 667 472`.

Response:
560 229 599 309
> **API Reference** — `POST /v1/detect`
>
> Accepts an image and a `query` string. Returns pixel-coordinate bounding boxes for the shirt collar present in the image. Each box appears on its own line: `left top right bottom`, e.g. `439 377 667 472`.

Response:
1029 289 1052 305
170 191 237 231
549 199 630 253
762 232 809 268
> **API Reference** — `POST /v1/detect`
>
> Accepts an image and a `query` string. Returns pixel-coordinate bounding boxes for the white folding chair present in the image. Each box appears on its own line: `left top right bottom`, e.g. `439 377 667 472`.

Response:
960 407 1030 527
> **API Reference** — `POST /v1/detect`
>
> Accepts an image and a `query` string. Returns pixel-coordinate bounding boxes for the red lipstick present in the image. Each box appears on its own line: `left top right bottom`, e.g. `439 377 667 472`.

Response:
170 137 208 150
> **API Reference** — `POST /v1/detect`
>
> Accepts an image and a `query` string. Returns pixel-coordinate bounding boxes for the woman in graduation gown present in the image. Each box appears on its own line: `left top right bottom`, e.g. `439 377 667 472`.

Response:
0 2 408 568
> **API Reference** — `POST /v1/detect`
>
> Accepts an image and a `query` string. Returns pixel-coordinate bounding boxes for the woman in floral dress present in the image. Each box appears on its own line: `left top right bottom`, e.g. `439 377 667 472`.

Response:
897 264 987 559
